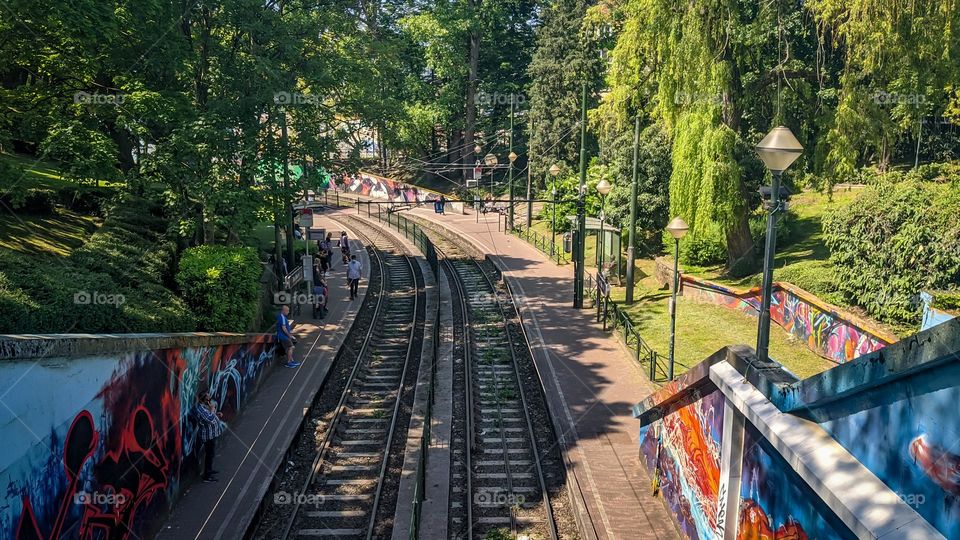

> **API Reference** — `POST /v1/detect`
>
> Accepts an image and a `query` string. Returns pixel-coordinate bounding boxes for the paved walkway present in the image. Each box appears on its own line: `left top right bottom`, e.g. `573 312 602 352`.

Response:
158 209 370 539
408 206 680 540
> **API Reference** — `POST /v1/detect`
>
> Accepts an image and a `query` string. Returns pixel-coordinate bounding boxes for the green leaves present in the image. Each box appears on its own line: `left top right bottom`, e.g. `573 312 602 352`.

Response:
177 245 263 332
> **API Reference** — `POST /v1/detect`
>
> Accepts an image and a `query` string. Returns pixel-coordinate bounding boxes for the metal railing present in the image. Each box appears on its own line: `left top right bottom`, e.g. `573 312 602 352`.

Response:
510 225 569 264
586 273 667 383
354 200 438 539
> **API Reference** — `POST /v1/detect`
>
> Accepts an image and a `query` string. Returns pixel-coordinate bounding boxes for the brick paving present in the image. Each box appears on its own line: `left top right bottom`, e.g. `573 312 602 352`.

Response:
408 207 680 540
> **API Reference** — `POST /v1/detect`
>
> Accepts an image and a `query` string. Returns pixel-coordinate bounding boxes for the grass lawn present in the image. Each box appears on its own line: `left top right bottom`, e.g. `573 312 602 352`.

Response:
682 188 863 289
609 259 836 380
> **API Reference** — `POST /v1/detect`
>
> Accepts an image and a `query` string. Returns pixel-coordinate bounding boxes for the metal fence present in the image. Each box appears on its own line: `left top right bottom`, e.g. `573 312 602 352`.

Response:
357 200 437 538
586 273 668 383
511 225 569 264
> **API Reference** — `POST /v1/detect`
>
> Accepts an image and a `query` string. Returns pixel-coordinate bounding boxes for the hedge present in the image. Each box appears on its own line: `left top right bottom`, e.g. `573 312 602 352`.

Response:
824 179 960 325
177 245 263 332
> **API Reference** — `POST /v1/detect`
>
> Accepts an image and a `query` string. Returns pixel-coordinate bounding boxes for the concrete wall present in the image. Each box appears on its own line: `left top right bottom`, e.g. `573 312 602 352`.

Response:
634 317 960 539
680 277 896 363
0 333 275 540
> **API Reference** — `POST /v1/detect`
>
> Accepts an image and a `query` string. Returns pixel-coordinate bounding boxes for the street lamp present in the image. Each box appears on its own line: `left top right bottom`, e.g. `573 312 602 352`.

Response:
754 126 803 364
549 164 561 259
595 177 612 277
665 216 689 381
483 152 498 202
508 149 518 230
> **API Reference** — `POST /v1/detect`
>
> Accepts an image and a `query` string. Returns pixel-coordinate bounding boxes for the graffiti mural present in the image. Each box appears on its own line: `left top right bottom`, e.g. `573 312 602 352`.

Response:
818 361 960 539
639 389 724 540
682 278 893 363
738 423 855 539
338 172 438 203
1 338 274 540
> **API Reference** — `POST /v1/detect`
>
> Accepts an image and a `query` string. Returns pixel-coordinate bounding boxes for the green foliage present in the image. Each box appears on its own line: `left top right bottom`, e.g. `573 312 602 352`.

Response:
677 222 727 267
749 214 793 252
602 124 672 255
931 291 960 312
824 180 960 325
177 246 262 332
775 259 844 306
526 0 604 178
0 195 195 333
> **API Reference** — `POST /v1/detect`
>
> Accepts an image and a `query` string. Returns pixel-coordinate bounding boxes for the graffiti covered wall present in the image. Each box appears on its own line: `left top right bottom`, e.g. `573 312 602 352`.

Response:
338 172 439 203
681 278 894 363
639 389 724 540
738 423 855 539
815 362 960 539
0 337 274 540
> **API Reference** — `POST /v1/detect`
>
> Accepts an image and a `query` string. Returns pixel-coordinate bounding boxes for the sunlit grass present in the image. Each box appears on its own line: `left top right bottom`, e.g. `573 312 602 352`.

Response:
0 207 101 256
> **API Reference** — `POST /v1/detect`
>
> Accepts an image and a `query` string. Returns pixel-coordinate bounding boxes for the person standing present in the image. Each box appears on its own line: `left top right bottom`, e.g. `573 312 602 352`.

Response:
276 305 300 368
439 195 446 215
324 232 334 270
340 231 351 265
195 391 225 483
347 254 362 300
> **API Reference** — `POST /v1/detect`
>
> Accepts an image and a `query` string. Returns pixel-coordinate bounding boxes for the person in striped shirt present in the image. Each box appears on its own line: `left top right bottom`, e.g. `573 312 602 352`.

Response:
195 391 225 482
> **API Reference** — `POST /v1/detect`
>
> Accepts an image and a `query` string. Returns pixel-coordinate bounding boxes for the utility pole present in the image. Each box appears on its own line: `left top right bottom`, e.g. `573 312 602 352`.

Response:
464 0 479 181
280 107 294 270
508 98 515 230
525 166 532 228
626 116 640 304
574 82 587 309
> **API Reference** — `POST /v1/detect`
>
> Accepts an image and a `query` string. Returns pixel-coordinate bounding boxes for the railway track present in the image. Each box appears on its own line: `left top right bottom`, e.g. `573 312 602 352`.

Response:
421 226 561 540
275 218 424 540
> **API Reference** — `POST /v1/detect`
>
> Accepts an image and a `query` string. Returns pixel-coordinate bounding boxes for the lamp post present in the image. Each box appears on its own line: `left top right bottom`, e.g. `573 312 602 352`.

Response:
595 177 612 277
665 216 689 381
549 164 561 258
754 126 803 363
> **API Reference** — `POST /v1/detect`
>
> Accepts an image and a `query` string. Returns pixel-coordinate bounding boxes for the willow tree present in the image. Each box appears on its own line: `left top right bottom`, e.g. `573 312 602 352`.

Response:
811 0 960 177
604 0 825 271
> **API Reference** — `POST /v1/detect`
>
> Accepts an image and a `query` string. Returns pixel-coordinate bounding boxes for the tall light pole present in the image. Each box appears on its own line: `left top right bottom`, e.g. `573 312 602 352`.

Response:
665 216 689 380
507 98 517 230
549 163 561 259
754 126 803 363
574 82 588 308
483 152 498 203
626 116 641 304
596 177 612 277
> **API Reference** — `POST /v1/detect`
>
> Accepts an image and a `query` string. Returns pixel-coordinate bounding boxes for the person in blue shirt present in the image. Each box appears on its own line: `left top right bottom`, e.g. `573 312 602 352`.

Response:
276 305 299 368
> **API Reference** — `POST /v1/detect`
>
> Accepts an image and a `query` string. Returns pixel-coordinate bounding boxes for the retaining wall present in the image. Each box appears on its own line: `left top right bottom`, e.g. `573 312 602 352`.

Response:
339 172 465 213
679 276 897 363
634 317 960 539
0 332 275 540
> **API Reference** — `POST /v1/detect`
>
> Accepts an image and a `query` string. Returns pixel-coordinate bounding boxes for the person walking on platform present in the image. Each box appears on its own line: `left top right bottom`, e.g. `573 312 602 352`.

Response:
277 305 299 368
324 232 334 270
340 231 351 265
439 195 446 215
347 254 362 300
195 391 225 483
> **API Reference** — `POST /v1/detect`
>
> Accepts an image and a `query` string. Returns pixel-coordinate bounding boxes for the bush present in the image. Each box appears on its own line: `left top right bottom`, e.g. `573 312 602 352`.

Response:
57 184 113 214
776 260 845 305
932 291 960 312
823 179 960 325
677 223 726 266
177 245 263 332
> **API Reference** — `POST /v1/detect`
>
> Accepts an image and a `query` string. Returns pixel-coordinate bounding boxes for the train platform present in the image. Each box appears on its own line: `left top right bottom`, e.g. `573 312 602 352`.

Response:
406 206 680 540
157 209 371 540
